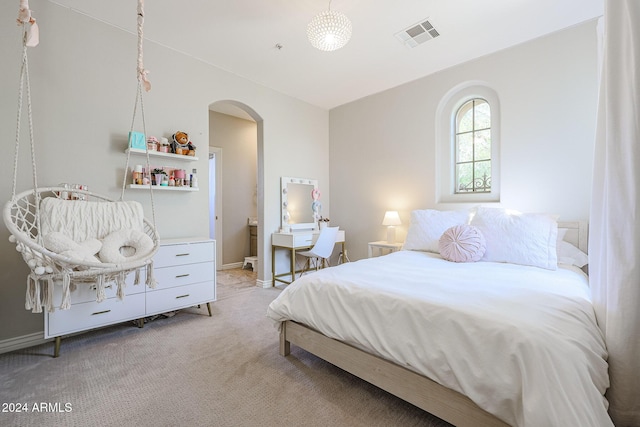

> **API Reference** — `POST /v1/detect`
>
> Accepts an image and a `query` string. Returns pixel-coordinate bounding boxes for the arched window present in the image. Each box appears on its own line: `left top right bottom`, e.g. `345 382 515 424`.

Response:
436 83 500 203
454 98 491 193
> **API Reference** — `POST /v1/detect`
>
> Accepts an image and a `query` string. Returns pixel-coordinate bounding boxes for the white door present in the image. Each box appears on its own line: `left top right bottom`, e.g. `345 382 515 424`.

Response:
209 147 223 270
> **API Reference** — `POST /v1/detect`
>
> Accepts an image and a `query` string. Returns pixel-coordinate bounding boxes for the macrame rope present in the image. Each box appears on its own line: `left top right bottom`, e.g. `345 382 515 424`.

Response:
137 0 151 92
121 0 157 234
11 42 26 200
9 0 159 312
12 19 44 249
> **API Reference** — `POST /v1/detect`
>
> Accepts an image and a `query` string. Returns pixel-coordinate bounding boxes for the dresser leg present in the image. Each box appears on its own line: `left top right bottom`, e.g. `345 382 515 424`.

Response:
206 302 212 317
137 318 144 328
53 336 61 358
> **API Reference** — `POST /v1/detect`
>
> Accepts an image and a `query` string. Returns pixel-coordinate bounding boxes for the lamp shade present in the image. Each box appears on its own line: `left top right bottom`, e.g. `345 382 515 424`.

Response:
382 211 402 226
307 8 352 52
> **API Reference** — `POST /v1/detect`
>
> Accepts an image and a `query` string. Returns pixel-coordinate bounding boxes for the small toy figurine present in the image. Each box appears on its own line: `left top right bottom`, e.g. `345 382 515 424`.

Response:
171 131 196 156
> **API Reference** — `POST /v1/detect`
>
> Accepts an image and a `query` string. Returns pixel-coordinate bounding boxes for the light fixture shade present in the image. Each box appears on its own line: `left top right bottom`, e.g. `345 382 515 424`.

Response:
382 211 402 226
307 9 352 52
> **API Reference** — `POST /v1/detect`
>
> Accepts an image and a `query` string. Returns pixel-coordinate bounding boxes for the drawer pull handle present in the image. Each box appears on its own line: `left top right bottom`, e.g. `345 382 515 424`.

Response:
176 274 190 278
176 253 190 257
91 310 111 316
176 294 190 299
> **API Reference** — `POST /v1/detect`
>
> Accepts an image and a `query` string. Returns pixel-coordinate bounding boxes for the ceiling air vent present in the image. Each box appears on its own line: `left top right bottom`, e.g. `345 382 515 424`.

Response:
395 19 440 48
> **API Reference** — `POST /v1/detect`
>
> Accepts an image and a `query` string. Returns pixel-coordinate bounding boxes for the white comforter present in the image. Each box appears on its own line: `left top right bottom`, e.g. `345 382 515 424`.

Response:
267 251 613 427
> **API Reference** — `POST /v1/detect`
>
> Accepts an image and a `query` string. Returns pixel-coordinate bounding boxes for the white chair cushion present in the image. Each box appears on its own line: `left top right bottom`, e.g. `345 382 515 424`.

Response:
99 229 154 264
43 231 102 264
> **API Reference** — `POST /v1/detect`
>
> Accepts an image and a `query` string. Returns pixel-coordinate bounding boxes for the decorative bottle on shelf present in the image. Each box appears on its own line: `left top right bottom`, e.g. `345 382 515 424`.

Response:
191 169 198 188
133 164 143 185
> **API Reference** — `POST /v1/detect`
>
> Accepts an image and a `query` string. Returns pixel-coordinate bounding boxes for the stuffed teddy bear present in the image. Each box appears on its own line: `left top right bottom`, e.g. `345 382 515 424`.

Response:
171 131 196 156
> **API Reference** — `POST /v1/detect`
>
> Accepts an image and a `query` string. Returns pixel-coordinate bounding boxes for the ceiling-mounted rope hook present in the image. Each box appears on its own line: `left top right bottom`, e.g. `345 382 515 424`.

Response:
16 0 39 47
137 0 151 92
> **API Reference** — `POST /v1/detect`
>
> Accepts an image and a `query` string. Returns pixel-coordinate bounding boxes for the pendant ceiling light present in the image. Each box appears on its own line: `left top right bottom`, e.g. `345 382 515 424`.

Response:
307 0 352 52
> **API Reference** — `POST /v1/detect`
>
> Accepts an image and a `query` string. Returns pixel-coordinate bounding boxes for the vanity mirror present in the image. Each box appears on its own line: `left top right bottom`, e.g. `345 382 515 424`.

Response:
281 177 319 231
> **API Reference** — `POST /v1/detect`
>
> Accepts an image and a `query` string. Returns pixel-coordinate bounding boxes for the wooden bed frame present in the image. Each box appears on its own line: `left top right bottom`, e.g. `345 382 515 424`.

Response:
277 221 588 427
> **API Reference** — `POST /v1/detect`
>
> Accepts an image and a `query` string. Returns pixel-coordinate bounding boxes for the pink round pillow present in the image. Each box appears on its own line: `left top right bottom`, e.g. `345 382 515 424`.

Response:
439 224 486 263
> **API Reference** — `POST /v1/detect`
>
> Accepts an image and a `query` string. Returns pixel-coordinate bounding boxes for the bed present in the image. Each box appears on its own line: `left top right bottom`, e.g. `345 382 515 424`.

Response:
267 208 613 427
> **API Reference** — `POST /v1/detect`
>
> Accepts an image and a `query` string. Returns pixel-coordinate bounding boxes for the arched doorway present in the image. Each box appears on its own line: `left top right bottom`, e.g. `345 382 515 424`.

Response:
208 100 264 286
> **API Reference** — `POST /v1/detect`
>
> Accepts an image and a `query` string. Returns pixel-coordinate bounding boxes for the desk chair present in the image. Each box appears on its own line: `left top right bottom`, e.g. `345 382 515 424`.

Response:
298 226 339 278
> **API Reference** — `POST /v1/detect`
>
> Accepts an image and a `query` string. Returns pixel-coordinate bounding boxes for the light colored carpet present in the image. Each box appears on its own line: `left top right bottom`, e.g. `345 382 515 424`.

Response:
0 268 452 427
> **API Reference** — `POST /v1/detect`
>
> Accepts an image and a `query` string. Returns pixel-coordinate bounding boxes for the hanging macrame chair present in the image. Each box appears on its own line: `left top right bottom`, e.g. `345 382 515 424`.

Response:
3 0 160 313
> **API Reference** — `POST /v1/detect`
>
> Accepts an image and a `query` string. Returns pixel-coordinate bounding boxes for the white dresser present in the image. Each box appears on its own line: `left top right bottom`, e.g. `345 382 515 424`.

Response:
45 238 216 356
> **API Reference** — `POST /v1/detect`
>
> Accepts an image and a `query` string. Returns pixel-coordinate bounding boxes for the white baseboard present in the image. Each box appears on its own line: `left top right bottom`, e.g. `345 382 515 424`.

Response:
220 262 244 270
0 331 50 355
256 278 272 288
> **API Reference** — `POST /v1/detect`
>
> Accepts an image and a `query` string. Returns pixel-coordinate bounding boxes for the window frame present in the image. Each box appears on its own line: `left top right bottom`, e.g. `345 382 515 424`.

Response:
436 83 500 204
454 98 492 194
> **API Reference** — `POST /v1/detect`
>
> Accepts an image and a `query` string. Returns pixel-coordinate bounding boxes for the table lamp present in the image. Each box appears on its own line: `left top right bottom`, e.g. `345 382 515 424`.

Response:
382 211 402 243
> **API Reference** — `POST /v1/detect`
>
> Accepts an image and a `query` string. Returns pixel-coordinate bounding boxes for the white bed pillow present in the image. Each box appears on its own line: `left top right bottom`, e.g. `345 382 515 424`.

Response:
470 207 558 270
557 240 589 267
403 209 471 253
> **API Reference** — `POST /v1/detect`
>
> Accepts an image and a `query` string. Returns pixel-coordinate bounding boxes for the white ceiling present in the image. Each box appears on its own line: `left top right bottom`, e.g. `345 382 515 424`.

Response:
50 0 603 111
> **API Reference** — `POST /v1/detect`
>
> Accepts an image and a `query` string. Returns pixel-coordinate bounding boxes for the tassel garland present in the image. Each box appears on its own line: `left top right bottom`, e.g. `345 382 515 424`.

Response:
145 262 157 289
116 271 126 300
95 274 106 303
60 273 71 310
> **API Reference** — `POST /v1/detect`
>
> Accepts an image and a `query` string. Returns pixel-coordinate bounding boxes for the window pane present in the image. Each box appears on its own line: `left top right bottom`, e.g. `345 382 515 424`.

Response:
474 99 490 130
474 161 491 191
474 130 491 161
456 163 473 192
457 133 473 163
456 101 474 133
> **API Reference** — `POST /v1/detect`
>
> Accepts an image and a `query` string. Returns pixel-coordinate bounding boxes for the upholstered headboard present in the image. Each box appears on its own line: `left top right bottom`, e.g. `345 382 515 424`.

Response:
558 221 589 254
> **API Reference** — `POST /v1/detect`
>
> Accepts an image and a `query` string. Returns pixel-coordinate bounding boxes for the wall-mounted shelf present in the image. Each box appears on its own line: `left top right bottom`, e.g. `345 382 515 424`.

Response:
126 148 199 162
128 184 199 192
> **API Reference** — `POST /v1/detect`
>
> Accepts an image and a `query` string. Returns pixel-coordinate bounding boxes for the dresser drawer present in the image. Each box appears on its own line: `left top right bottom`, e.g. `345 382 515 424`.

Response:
293 234 314 247
154 241 214 268
152 262 214 291
52 270 145 306
46 293 146 338
145 281 215 316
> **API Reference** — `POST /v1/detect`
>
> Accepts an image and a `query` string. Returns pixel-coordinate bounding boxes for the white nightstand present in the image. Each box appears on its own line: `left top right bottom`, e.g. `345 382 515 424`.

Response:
368 241 403 258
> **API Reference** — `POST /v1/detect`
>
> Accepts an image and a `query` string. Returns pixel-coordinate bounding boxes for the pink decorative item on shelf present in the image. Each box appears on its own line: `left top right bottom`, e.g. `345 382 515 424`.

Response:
174 169 185 186
159 137 170 153
146 136 158 151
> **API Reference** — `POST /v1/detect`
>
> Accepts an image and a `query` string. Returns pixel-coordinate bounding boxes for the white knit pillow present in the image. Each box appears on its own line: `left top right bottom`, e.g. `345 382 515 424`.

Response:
439 225 486 262
99 229 154 264
40 198 145 242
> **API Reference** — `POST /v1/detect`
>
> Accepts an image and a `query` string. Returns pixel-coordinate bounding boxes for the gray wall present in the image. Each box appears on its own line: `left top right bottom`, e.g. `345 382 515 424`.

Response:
0 1 329 344
329 21 599 261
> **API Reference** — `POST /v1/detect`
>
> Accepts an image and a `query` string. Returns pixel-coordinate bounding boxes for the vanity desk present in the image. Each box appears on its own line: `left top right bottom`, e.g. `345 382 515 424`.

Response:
272 229 346 285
